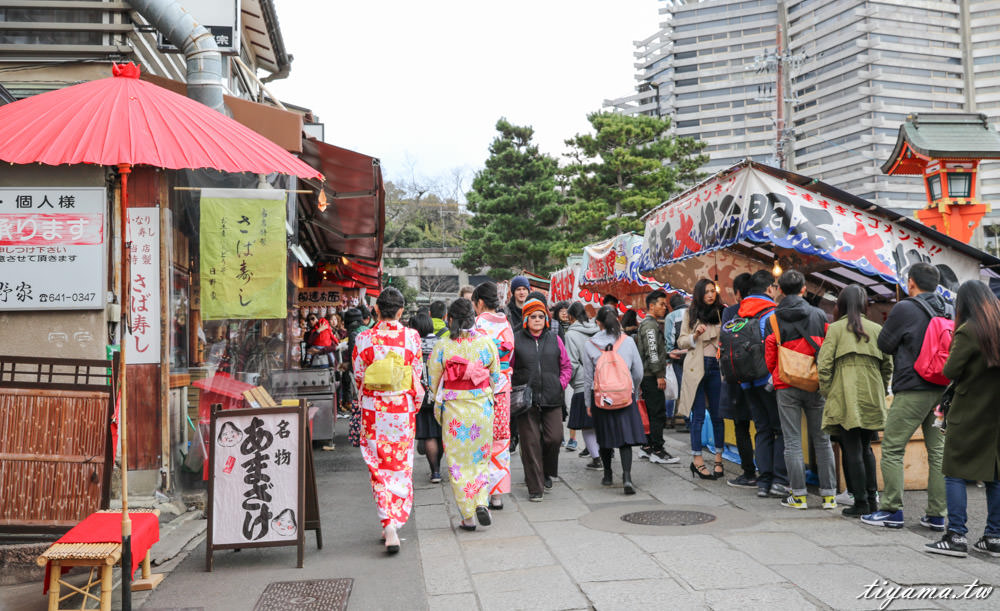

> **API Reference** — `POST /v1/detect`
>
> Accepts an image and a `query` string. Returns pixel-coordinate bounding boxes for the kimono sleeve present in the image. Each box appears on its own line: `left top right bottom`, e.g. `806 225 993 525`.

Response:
352 330 370 391
485 337 501 392
408 330 426 407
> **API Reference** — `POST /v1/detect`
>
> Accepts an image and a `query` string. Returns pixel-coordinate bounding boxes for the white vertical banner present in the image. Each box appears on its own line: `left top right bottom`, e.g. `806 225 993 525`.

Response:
127 207 161 364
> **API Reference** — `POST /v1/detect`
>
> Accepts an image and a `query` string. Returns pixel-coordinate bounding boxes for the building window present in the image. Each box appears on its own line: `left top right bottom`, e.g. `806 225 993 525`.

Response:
927 175 942 200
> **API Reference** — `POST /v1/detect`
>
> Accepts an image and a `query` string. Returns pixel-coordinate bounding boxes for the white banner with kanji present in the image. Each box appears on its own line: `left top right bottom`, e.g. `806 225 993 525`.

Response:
126 207 160 364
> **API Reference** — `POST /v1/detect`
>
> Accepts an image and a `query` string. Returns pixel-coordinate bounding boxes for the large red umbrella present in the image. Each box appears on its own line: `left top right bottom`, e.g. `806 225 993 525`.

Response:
0 63 322 178
0 63 322 601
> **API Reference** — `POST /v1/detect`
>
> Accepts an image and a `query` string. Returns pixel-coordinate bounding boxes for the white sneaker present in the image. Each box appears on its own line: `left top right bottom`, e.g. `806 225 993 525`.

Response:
835 491 854 506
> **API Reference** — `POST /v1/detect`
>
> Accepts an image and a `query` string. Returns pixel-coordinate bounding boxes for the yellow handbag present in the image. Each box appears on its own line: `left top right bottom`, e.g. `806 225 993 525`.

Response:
363 351 413 391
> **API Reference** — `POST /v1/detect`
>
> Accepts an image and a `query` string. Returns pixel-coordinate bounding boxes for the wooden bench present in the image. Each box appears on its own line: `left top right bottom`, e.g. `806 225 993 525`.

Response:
36 509 162 611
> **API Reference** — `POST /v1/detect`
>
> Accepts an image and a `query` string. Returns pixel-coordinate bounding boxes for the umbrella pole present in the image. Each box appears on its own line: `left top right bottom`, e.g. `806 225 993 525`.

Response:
117 163 133 611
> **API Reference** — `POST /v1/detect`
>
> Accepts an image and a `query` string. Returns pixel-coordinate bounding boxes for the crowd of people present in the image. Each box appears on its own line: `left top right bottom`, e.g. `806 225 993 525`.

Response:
342 267 1000 561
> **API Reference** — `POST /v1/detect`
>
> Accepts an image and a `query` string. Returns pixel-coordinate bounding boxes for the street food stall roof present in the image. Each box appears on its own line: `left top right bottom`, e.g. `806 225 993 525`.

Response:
882 113 1000 175
298 137 385 267
640 160 1000 301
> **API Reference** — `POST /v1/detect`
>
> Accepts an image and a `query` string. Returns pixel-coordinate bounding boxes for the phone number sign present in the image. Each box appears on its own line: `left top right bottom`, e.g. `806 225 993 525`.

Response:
0 187 107 310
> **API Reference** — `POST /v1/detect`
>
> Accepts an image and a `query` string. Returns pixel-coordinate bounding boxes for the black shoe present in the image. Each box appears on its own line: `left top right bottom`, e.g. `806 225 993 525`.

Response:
727 474 758 489
476 505 492 526
842 503 870 518
528 492 543 502
459 520 477 532
602 471 613 486
973 536 1000 557
585 457 602 470
689 462 714 480
544 476 553 489
510 438 518 454
579 448 591 458
623 473 635 495
925 531 968 557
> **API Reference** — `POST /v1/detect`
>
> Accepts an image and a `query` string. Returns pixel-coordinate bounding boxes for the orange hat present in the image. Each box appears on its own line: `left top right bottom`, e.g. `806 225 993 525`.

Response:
521 299 549 328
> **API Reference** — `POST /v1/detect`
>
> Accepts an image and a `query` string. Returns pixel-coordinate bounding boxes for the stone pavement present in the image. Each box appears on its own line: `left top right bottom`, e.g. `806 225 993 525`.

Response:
415 426 1000 611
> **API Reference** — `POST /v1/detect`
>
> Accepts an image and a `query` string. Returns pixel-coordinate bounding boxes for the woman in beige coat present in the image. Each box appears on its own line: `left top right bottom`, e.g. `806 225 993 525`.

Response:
676 279 726 479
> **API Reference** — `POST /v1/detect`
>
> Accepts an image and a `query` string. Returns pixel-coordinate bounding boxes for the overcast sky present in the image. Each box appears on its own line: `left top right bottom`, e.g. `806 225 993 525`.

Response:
267 1 661 192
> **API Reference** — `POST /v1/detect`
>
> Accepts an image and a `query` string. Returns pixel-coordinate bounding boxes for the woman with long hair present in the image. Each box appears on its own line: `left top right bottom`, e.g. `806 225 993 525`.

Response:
351 287 424 553
428 298 501 531
472 282 516 510
581 306 646 494
410 311 444 483
926 280 1000 557
817 284 892 518
676 278 726 479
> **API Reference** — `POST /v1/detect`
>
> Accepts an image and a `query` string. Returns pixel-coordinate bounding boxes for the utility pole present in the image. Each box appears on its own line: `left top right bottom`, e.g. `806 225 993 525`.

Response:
749 24 805 169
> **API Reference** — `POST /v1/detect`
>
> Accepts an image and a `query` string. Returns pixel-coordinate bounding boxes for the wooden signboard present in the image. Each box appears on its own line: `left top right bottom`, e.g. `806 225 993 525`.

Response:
206 404 306 570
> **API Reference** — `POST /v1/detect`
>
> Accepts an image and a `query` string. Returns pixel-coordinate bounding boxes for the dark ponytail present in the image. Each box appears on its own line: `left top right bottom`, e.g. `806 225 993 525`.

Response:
447 298 477 338
596 306 621 338
567 301 588 323
471 281 500 311
835 284 869 342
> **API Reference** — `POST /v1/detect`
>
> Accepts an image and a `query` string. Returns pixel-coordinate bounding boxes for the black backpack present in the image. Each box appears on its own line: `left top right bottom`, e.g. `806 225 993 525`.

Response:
718 310 774 385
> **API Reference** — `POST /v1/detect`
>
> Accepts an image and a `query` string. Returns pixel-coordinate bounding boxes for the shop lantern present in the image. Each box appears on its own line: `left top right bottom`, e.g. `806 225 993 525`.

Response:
883 113 1000 243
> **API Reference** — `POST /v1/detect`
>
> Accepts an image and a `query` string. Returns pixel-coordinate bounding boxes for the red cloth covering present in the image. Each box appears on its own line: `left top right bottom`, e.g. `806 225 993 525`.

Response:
43 512 160 593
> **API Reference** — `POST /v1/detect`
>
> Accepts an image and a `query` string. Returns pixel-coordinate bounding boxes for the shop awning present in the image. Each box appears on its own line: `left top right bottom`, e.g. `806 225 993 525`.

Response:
298 137 385 267
324 258 381 291
577 233 662 308
640 160 1000 302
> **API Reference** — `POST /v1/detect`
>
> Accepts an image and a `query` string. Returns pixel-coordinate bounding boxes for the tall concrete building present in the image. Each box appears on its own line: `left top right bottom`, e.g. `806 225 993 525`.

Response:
606 0 1000 223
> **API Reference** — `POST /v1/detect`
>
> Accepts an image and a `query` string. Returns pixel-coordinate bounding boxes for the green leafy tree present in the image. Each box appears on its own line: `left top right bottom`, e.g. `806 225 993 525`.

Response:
557 111 708 257
455 119 563 276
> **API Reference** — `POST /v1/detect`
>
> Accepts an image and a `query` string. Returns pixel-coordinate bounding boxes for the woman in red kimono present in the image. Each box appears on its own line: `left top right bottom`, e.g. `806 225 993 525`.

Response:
352 288 424 553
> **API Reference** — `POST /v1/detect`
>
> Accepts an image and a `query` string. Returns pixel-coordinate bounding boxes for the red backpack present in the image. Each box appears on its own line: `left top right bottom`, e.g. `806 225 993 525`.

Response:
592 335 634 410
911 298 954 386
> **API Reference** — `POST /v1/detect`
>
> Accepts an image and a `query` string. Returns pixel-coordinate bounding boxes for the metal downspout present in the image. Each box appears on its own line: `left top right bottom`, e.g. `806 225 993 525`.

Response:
129 0 225 113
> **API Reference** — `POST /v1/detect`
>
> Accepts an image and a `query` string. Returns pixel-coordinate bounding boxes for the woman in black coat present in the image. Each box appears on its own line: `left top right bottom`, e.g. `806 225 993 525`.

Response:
925 280 1000 558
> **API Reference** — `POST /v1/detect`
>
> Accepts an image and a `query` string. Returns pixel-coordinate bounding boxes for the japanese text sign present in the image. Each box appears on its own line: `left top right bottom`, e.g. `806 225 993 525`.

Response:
126 208 160 364
157 0 240 54
293 287 343 308
0 187 106 310
209 406 304 548
641 166 981 296
200 189 287 320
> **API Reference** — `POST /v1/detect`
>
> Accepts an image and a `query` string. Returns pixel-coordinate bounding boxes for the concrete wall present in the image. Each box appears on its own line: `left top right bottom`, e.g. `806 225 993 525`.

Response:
0 165 109 360
384 247 469 305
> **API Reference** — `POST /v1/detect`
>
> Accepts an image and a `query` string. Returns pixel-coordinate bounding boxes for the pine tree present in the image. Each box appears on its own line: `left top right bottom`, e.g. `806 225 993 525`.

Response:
455 119 563 277
557 111 708 257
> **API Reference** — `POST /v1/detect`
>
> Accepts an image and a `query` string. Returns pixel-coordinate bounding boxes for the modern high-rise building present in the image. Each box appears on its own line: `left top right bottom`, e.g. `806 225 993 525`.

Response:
606 0 1000 224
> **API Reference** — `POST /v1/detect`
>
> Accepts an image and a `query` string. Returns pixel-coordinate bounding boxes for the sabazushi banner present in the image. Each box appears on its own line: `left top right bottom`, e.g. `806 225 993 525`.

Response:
200 188 287 320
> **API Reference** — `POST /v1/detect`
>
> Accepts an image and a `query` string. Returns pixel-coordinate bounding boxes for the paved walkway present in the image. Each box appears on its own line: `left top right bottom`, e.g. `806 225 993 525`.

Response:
415 426 1000 611
7 420 997 610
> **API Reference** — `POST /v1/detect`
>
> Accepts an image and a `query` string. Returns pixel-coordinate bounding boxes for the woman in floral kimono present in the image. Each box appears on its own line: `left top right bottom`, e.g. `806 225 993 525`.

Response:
472 281 515 510
352 287 425 553
429 298 501 531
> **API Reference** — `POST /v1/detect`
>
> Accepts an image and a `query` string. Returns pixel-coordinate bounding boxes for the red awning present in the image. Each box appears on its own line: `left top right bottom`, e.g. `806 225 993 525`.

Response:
298 138 385 266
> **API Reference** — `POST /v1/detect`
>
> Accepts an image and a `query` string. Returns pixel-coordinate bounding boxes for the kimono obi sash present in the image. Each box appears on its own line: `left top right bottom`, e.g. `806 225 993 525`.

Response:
443 355 491 391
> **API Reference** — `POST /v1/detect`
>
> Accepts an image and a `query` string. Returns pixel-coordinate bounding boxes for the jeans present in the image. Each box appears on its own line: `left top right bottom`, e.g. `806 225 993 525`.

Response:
945 477 1000 537
745 385 788 488
641 376 667 450
733 419 756 479
776 387 837 496
837 427 878 509
879 389 945 516
690 357 724 454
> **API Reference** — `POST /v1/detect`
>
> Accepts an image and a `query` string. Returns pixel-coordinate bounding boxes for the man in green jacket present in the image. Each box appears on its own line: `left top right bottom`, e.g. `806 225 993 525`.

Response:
637 289 679 464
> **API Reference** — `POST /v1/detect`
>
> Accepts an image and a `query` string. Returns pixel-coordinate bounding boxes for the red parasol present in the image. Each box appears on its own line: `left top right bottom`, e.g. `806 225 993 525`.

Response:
0 63 322 599
0 63 321 179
